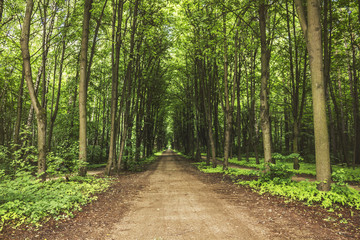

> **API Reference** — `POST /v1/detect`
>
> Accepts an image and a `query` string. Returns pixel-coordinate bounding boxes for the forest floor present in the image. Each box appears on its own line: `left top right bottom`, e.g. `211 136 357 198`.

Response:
201 156 360 192
2 150 360 239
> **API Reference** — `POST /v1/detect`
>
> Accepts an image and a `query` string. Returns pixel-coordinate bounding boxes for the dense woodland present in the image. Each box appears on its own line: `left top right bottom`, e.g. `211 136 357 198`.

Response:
0 0 360 192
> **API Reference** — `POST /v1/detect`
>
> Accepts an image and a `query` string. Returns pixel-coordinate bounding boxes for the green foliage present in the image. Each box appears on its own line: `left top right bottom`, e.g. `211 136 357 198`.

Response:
195 159 360 211
331 166 360 183
6 144 38 177
237 179 360 210
53 141 79 171
87 163 107 169
272 152 303 162
332 169 347 186
228 157 262 169
126 150 163 172
46 152 69 176
194 162 259 177
0 174 111 231
228 156 360 183
259 163 294 183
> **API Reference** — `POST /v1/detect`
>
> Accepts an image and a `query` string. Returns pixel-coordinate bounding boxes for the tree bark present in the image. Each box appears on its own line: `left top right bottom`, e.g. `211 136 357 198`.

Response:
0 0 4 23
295 0 332 191
259 2 272 171
116 0 140 173
14 67 25 145
20 0 47 181
106 0 124 176
349 14 360 165
78 0 93 176
48 37 65 152
222 10 230 170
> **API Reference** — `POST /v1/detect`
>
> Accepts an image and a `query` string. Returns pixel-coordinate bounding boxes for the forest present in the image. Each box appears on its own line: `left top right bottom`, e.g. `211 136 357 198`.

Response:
1 0 360 235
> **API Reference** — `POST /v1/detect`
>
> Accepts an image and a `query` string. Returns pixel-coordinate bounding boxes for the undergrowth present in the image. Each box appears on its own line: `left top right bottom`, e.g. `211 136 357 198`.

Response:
226 154 360 182
0 173 112 231
126 150 164 172
237 179 360 210
193 162 259 176
195 160 360 211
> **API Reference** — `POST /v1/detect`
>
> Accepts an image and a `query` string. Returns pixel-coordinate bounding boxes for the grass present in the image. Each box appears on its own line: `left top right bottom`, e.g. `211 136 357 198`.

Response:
0 173 112 230
193 158 360 211
223 156 360 183
193 162 259 177
87 163 107 169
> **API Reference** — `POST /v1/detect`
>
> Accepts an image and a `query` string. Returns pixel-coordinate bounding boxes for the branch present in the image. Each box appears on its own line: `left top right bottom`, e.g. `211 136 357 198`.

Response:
294 0 308 39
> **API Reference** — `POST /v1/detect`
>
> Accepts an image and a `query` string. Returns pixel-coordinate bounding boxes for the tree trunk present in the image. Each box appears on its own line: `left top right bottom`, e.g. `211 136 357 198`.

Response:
116 0 139 173
0 0 4 23
78 0 92 176
48 34 66 152
106 0 124 176
295 0 331 191
350 20 360 165
20 0 47 181
14 68 25 145
222 10 230 170
259 2 272 171
86 0 108 89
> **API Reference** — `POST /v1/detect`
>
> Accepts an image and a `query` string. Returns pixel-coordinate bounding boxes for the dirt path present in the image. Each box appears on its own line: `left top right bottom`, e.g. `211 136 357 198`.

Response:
5 150 359 239
108 150 267 240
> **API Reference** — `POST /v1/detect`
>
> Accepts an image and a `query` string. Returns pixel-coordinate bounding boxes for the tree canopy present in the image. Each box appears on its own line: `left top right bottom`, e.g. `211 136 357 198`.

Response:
0 0 360 191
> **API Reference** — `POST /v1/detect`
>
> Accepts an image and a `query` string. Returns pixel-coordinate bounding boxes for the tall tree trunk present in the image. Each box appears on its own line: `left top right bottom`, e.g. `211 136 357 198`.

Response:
0 0 4 23
20 0 47 181
223 13 239 170
106 0 124 176
222 10 230 170
86 0 108 89
259 2 272 171
295 0 331 191
48 38 65 152
78 0 92 176
350 15 360 165
14 68 25 145
116 0 140 173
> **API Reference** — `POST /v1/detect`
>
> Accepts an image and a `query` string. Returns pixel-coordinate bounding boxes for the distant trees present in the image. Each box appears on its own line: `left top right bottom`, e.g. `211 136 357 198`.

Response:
170 0 359 191
1 0 170 178
1 0 360 190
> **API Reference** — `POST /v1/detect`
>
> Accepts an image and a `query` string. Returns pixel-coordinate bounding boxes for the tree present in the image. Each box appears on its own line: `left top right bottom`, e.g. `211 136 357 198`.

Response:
106 0 125 176
295 0 331 191
0 0 3 24
259 1 272 171
20 0 47 181
78 0 93 176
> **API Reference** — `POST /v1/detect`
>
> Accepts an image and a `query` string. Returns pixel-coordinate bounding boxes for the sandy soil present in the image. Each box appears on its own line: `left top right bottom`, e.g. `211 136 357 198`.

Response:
2 150 359 239
108 151 267 240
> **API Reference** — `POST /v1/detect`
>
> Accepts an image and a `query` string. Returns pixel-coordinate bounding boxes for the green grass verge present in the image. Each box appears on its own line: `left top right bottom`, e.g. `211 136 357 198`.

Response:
0 173 112 230
193 162 259 177
194 160 360 211
237 179 360 210
226 157 360 182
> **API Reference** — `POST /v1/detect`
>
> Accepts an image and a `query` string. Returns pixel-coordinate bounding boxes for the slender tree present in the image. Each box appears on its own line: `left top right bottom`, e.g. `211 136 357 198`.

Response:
78 0 93 176
20 0 47 181
259 1 272 171
295 0 331 191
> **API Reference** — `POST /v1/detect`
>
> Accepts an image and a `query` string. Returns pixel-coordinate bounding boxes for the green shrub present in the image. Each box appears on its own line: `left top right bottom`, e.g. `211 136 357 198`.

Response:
259 163 294 183
272 152 303 162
